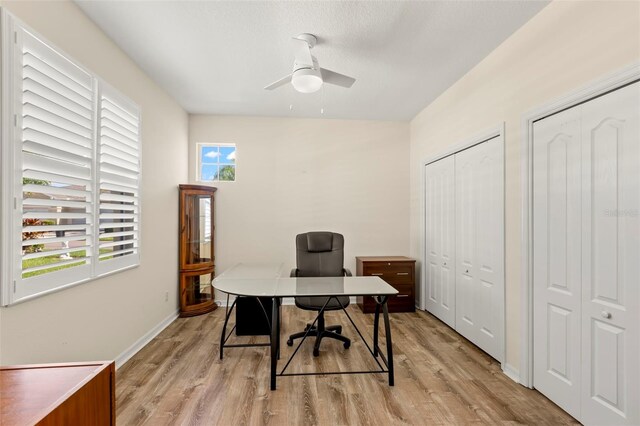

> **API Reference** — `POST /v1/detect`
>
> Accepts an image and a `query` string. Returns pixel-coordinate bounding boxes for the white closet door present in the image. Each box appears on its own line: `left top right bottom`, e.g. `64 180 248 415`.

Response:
424 156 456 327
454 136 504 361
580 82 639 425
532 107 583 419
533 81 639 425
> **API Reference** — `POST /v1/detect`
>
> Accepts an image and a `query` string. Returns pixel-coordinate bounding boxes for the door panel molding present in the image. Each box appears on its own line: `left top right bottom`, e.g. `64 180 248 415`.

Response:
424 155 456 327
455 136 504 362
421 124 504 314
421 123 506 366
520 62 640 388
532 107 582 418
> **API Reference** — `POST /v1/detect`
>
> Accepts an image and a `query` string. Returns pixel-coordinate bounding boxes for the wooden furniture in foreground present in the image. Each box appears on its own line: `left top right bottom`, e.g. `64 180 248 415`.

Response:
0 361 115 425
179 184 217 317
356 256 416 313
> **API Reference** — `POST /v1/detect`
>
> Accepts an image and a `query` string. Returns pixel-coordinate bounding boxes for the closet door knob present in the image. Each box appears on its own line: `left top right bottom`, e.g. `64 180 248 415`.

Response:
601 311 612 319
465 269 469 274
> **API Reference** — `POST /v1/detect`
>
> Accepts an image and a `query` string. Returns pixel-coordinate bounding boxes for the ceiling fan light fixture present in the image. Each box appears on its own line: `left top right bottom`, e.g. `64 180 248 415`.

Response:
291 68 323 93
264 33 355 93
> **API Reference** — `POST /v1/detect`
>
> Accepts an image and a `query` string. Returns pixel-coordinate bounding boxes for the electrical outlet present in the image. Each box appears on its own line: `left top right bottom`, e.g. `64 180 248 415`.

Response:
165 291 169 302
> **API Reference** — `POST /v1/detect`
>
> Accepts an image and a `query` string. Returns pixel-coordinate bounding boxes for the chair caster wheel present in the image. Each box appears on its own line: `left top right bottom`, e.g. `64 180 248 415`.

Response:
344 341 351 349
313 348 320 357
287 338 293 346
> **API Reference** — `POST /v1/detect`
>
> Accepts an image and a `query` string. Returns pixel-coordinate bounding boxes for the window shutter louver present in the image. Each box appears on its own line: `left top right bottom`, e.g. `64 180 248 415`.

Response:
15 27 95 298
96 87 141 274
2 16 143 304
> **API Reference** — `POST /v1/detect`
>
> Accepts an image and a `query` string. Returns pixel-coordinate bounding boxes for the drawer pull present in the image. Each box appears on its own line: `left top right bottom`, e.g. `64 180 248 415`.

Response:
397 294 409 298
396 272 409 276
370 273 384 276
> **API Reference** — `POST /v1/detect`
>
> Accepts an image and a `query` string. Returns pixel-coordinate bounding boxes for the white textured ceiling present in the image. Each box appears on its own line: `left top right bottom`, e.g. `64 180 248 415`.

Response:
75 1 548 121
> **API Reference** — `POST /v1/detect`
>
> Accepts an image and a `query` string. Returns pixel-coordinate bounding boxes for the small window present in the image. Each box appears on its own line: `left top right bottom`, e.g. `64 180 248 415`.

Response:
198 143 236 182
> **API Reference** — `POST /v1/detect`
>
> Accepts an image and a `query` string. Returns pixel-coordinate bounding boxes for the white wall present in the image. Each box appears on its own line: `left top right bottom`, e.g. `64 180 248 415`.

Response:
189 115 410 299
409 0 640 372
2 0 635 375
0 1 188 364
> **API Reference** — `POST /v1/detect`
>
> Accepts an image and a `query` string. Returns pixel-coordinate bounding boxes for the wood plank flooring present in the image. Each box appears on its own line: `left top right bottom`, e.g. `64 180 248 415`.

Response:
116 306 578 425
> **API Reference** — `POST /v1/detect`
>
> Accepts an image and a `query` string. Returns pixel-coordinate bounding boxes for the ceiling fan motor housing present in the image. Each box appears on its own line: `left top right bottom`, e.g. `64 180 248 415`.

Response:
292 56 323 93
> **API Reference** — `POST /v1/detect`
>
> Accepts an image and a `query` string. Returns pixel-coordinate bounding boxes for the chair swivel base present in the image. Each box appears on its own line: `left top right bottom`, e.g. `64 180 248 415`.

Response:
287 322 351 357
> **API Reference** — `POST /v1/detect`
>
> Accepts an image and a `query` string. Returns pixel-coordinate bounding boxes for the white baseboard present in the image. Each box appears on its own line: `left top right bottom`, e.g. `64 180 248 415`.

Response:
502 363 520 384
216 296 356 307
115 309 179 369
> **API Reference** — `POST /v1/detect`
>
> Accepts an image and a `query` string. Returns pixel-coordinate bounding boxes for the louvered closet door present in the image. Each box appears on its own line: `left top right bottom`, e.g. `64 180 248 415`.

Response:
15 26 95 298
424 155 456 327
579 82 639 425
454 136 504 362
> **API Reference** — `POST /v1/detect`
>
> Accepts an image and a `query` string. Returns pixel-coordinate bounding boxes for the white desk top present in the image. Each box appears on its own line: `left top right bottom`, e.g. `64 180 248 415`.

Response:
214 263 398 297
216 262 285 279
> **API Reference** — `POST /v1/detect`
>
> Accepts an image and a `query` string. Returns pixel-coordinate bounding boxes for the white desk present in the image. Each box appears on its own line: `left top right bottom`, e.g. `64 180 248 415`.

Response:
214 263 398 390
216 276 399 297
216 262 285 280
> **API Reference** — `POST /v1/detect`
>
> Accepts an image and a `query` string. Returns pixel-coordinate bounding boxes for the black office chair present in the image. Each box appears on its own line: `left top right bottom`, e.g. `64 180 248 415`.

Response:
287 232 352 357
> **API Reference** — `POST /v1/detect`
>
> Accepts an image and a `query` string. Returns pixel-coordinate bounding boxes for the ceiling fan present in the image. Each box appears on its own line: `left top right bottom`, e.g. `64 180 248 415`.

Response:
264 33 356 94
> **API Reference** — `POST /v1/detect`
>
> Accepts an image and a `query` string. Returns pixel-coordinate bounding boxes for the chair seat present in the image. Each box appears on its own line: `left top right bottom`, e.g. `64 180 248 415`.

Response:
295 296 350 311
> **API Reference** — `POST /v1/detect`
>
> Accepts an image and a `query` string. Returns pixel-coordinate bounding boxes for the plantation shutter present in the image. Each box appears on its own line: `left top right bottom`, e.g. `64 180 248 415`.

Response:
96 86 141 275
2 15 143 305
15 27 95 299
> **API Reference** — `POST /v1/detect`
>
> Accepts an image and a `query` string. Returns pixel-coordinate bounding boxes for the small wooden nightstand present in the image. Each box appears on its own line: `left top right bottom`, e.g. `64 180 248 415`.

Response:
356 256 416 313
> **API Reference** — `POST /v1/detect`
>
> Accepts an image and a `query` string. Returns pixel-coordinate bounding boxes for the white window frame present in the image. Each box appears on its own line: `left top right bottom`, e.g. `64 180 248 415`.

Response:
0 10 142 305
196 142 236 182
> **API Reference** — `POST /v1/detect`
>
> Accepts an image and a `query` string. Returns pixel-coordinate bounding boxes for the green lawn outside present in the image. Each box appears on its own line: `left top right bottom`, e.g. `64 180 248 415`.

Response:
22 249 113 278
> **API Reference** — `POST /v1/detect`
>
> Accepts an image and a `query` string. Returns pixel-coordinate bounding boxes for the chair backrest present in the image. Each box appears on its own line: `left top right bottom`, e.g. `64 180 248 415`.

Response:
295 232 345 277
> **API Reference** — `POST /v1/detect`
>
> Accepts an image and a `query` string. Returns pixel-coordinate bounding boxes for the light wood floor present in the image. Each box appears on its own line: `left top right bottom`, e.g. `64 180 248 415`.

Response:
116 306 578 425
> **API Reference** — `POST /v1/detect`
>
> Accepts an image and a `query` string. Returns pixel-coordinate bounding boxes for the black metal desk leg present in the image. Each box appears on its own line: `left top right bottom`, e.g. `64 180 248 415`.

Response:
373 301 380 357
382 298 394 386
276 298 281 359
270 296 278 390
220 295 235 360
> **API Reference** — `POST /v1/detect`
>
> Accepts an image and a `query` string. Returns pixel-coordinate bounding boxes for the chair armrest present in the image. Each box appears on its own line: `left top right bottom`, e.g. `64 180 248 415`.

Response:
343 268 352 277
290 268 298 277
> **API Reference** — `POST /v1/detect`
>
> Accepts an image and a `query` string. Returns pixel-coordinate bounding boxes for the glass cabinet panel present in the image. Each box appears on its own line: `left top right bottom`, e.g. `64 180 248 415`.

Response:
180 187 215 270
184 194 212 266
181 271 213 310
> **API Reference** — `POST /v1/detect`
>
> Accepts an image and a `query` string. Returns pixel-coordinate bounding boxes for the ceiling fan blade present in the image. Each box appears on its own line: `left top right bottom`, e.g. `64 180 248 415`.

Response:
264 74 292 90
320 68 356 88
292 37 313 67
